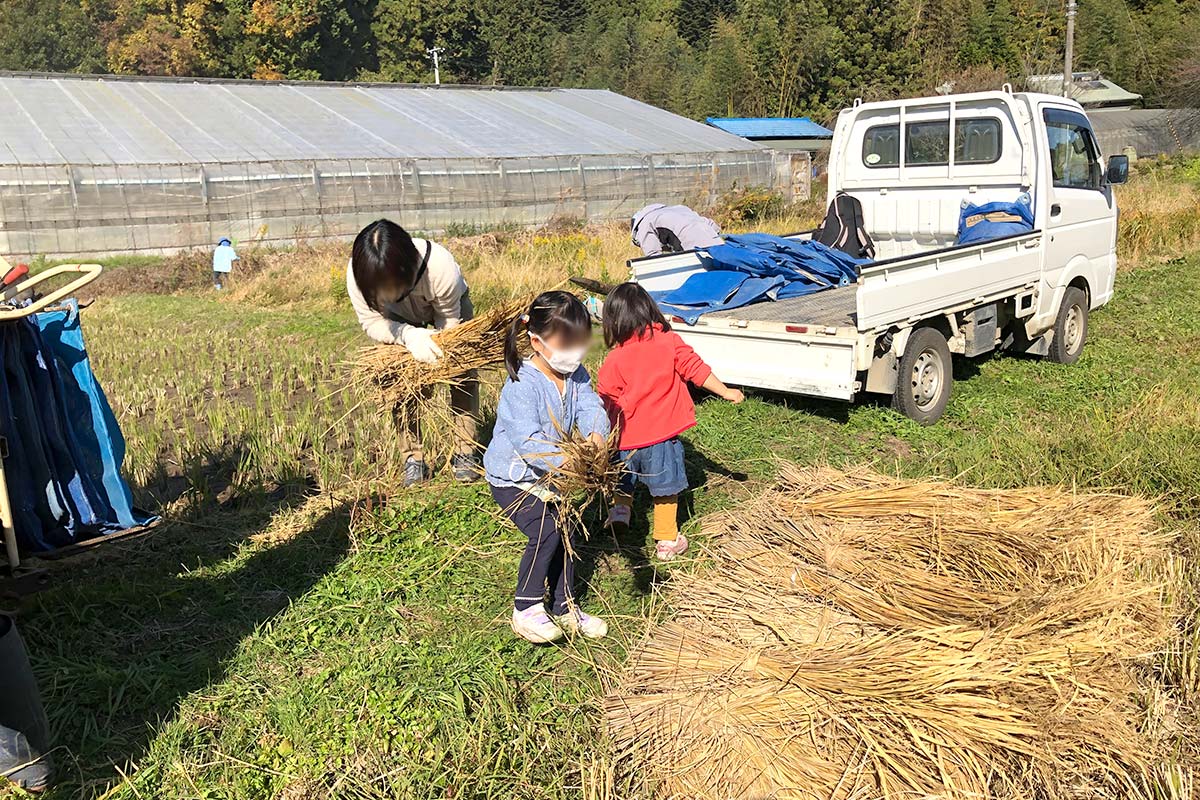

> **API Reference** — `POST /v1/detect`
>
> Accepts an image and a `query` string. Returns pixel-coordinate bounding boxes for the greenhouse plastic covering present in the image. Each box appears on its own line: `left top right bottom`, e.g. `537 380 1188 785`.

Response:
0 74 801 257
0 302 152 552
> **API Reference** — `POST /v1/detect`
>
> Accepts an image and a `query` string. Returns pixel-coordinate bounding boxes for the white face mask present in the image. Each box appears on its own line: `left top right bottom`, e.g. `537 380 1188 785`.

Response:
531 334 587 375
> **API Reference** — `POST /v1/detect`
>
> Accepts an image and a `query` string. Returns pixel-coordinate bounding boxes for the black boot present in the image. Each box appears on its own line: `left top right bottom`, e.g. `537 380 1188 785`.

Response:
0 614 52 792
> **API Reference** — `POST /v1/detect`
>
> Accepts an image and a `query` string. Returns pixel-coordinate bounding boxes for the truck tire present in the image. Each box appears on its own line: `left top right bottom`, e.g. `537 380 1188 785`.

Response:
1047 286 1088 364
892 327 953 424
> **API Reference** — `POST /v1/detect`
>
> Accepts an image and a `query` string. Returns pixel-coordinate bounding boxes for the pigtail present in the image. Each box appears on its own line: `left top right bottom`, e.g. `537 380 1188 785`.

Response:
504 311 528 382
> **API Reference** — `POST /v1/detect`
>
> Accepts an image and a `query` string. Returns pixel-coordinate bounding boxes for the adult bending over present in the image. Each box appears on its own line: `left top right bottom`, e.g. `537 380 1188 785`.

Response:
631 203 723 257
348 219 479 486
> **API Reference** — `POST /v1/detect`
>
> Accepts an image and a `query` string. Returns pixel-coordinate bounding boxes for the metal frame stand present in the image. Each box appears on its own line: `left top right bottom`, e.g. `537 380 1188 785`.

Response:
0 263 103 571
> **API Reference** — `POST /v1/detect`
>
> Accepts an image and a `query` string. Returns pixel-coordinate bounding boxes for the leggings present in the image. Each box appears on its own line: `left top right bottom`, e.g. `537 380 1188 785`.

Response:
491 485 575 616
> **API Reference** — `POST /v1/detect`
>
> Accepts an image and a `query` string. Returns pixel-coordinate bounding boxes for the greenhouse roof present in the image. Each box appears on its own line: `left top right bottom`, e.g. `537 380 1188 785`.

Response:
0 73 762 166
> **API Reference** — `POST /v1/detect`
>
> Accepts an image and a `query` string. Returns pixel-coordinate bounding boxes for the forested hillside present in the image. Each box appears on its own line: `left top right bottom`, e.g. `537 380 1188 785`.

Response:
0 0 1195 122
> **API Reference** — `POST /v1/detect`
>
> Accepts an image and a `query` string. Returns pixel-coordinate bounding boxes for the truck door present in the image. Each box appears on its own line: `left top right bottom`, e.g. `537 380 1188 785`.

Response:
1040 107 1116 301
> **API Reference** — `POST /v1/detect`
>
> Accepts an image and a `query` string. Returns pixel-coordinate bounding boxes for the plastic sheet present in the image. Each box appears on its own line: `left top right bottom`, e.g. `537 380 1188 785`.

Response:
0 303 152 552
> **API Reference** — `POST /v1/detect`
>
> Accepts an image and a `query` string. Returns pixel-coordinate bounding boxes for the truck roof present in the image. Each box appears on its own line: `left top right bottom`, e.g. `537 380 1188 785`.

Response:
843 90 1086 116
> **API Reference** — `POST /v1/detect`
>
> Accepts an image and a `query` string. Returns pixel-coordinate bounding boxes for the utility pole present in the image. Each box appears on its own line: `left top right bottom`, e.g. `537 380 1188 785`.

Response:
1063 0 1077 97
427 47 445 85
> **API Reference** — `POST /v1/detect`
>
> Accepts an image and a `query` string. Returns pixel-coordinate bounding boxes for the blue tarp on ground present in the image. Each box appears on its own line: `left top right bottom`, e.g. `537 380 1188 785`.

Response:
653 234 869 324
0 302 152 552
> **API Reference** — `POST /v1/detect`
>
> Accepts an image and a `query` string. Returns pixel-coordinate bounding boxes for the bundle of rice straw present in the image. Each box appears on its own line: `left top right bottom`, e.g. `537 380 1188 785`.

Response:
537 428 624 500
531 427 624 554
353 292 535 408
605 464 1181 800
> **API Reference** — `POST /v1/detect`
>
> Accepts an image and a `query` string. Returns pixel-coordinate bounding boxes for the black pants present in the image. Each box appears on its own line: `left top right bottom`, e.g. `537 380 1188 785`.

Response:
491 485 575 615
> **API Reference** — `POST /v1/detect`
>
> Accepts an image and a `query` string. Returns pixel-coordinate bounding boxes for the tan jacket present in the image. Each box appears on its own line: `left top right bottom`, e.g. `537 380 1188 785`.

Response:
346 238 468 344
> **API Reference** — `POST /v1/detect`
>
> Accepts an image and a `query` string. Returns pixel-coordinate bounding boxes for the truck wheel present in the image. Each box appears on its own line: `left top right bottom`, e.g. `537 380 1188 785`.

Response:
1047 286 1088 364
893 327 953 424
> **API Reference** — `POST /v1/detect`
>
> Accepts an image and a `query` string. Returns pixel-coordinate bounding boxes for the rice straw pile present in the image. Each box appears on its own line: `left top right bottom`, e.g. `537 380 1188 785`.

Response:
352 292 534 408
605 464 1179 800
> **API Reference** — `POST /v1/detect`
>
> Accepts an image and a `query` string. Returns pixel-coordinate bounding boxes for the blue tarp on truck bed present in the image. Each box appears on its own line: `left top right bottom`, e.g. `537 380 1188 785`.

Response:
0 302 152 553
653 234 869 324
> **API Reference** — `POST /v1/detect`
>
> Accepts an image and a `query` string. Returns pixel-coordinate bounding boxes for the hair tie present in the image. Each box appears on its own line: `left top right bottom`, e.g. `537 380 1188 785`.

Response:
521 314 530 324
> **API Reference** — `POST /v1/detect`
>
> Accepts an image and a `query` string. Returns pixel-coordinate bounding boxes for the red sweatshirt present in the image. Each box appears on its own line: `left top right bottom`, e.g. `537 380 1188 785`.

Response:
597 324 713 450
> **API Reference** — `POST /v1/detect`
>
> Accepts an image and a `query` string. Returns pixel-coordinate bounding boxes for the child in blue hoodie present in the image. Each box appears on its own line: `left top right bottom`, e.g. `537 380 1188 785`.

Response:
484 291 610 643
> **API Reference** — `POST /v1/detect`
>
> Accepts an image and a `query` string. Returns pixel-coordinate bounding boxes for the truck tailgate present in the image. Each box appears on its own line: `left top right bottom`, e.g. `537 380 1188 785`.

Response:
671 325 858 399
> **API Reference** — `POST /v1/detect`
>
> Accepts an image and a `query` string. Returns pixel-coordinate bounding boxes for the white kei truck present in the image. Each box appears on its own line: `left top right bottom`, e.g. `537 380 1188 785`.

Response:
630 89 1130 423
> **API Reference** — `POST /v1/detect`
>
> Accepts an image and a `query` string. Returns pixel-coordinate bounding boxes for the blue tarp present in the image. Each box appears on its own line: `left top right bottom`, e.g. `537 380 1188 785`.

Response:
0 302 152 552
957 195 1034 245
656 272 788 325
653 234 869 324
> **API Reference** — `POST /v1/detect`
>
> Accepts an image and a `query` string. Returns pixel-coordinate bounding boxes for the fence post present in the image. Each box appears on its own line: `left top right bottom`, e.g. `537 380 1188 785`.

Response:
575 156 588 221
710 156 720 207
198 165 209 207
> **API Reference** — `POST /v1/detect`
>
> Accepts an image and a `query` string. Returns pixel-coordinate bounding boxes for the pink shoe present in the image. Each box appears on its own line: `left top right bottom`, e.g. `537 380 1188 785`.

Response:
655 533 689 562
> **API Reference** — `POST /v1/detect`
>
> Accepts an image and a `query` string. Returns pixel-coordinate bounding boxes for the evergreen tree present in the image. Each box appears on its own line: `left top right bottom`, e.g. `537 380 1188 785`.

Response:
0 0 104 72
676 0 734 44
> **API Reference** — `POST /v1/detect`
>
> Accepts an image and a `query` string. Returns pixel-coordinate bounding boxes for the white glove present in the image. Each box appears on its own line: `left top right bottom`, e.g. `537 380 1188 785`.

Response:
400 326 443 364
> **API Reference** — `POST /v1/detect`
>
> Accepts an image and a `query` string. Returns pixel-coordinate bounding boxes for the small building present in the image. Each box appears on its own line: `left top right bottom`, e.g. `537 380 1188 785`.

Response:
1089 108 1200 159
706 117 834 153
1025 72 1143 109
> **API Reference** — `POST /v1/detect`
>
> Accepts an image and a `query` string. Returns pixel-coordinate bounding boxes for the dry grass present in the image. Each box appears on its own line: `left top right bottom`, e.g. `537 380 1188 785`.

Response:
1117 175 1200 266
606 464 1184 800
215 207 823 313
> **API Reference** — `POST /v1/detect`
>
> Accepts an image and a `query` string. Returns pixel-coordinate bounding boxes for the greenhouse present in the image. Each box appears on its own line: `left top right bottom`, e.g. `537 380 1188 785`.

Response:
0 73 797 258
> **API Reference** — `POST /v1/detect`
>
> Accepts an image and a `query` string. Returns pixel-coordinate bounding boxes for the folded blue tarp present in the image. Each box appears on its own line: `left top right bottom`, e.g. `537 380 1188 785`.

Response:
957 195 1034 245
653 234 869 324
0 302 153 552
655 272 787 325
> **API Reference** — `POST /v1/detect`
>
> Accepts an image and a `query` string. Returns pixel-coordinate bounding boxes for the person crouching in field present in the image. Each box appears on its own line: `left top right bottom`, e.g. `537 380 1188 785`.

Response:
348 219 478 486
597 282 743 561
483 291 610 643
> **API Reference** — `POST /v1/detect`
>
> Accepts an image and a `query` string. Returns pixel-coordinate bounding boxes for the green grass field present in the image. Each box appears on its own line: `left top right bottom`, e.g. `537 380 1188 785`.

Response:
10 215 1200 798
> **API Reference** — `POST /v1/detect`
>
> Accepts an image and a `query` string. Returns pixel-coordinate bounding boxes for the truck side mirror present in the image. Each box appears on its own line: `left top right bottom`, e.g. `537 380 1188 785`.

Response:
1106 154 1129 185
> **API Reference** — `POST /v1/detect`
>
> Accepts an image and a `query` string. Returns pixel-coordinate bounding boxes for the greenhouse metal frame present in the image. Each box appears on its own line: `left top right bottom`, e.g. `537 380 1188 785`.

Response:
0 74 802 257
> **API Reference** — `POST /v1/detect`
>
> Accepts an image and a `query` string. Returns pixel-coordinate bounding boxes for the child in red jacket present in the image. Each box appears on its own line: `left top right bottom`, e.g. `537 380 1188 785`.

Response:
597 282 744 561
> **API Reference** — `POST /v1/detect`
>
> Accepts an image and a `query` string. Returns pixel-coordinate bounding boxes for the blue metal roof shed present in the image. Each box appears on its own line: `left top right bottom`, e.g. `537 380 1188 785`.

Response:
706 117 834 140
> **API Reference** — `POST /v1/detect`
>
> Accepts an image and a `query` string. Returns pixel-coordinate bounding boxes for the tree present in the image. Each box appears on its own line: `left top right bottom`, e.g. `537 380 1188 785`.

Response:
369 0 488 83
0 0 104 72
478 0 558 85
693 17 754 117
242 0 374 80
676 0 733 44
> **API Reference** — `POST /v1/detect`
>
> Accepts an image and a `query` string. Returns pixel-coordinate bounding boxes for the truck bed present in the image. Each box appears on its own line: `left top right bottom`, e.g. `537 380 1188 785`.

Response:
701 283 858 328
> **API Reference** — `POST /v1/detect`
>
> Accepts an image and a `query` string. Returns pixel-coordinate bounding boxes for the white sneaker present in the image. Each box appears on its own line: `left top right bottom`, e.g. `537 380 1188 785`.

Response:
512 605 563 643
554 609 608 639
